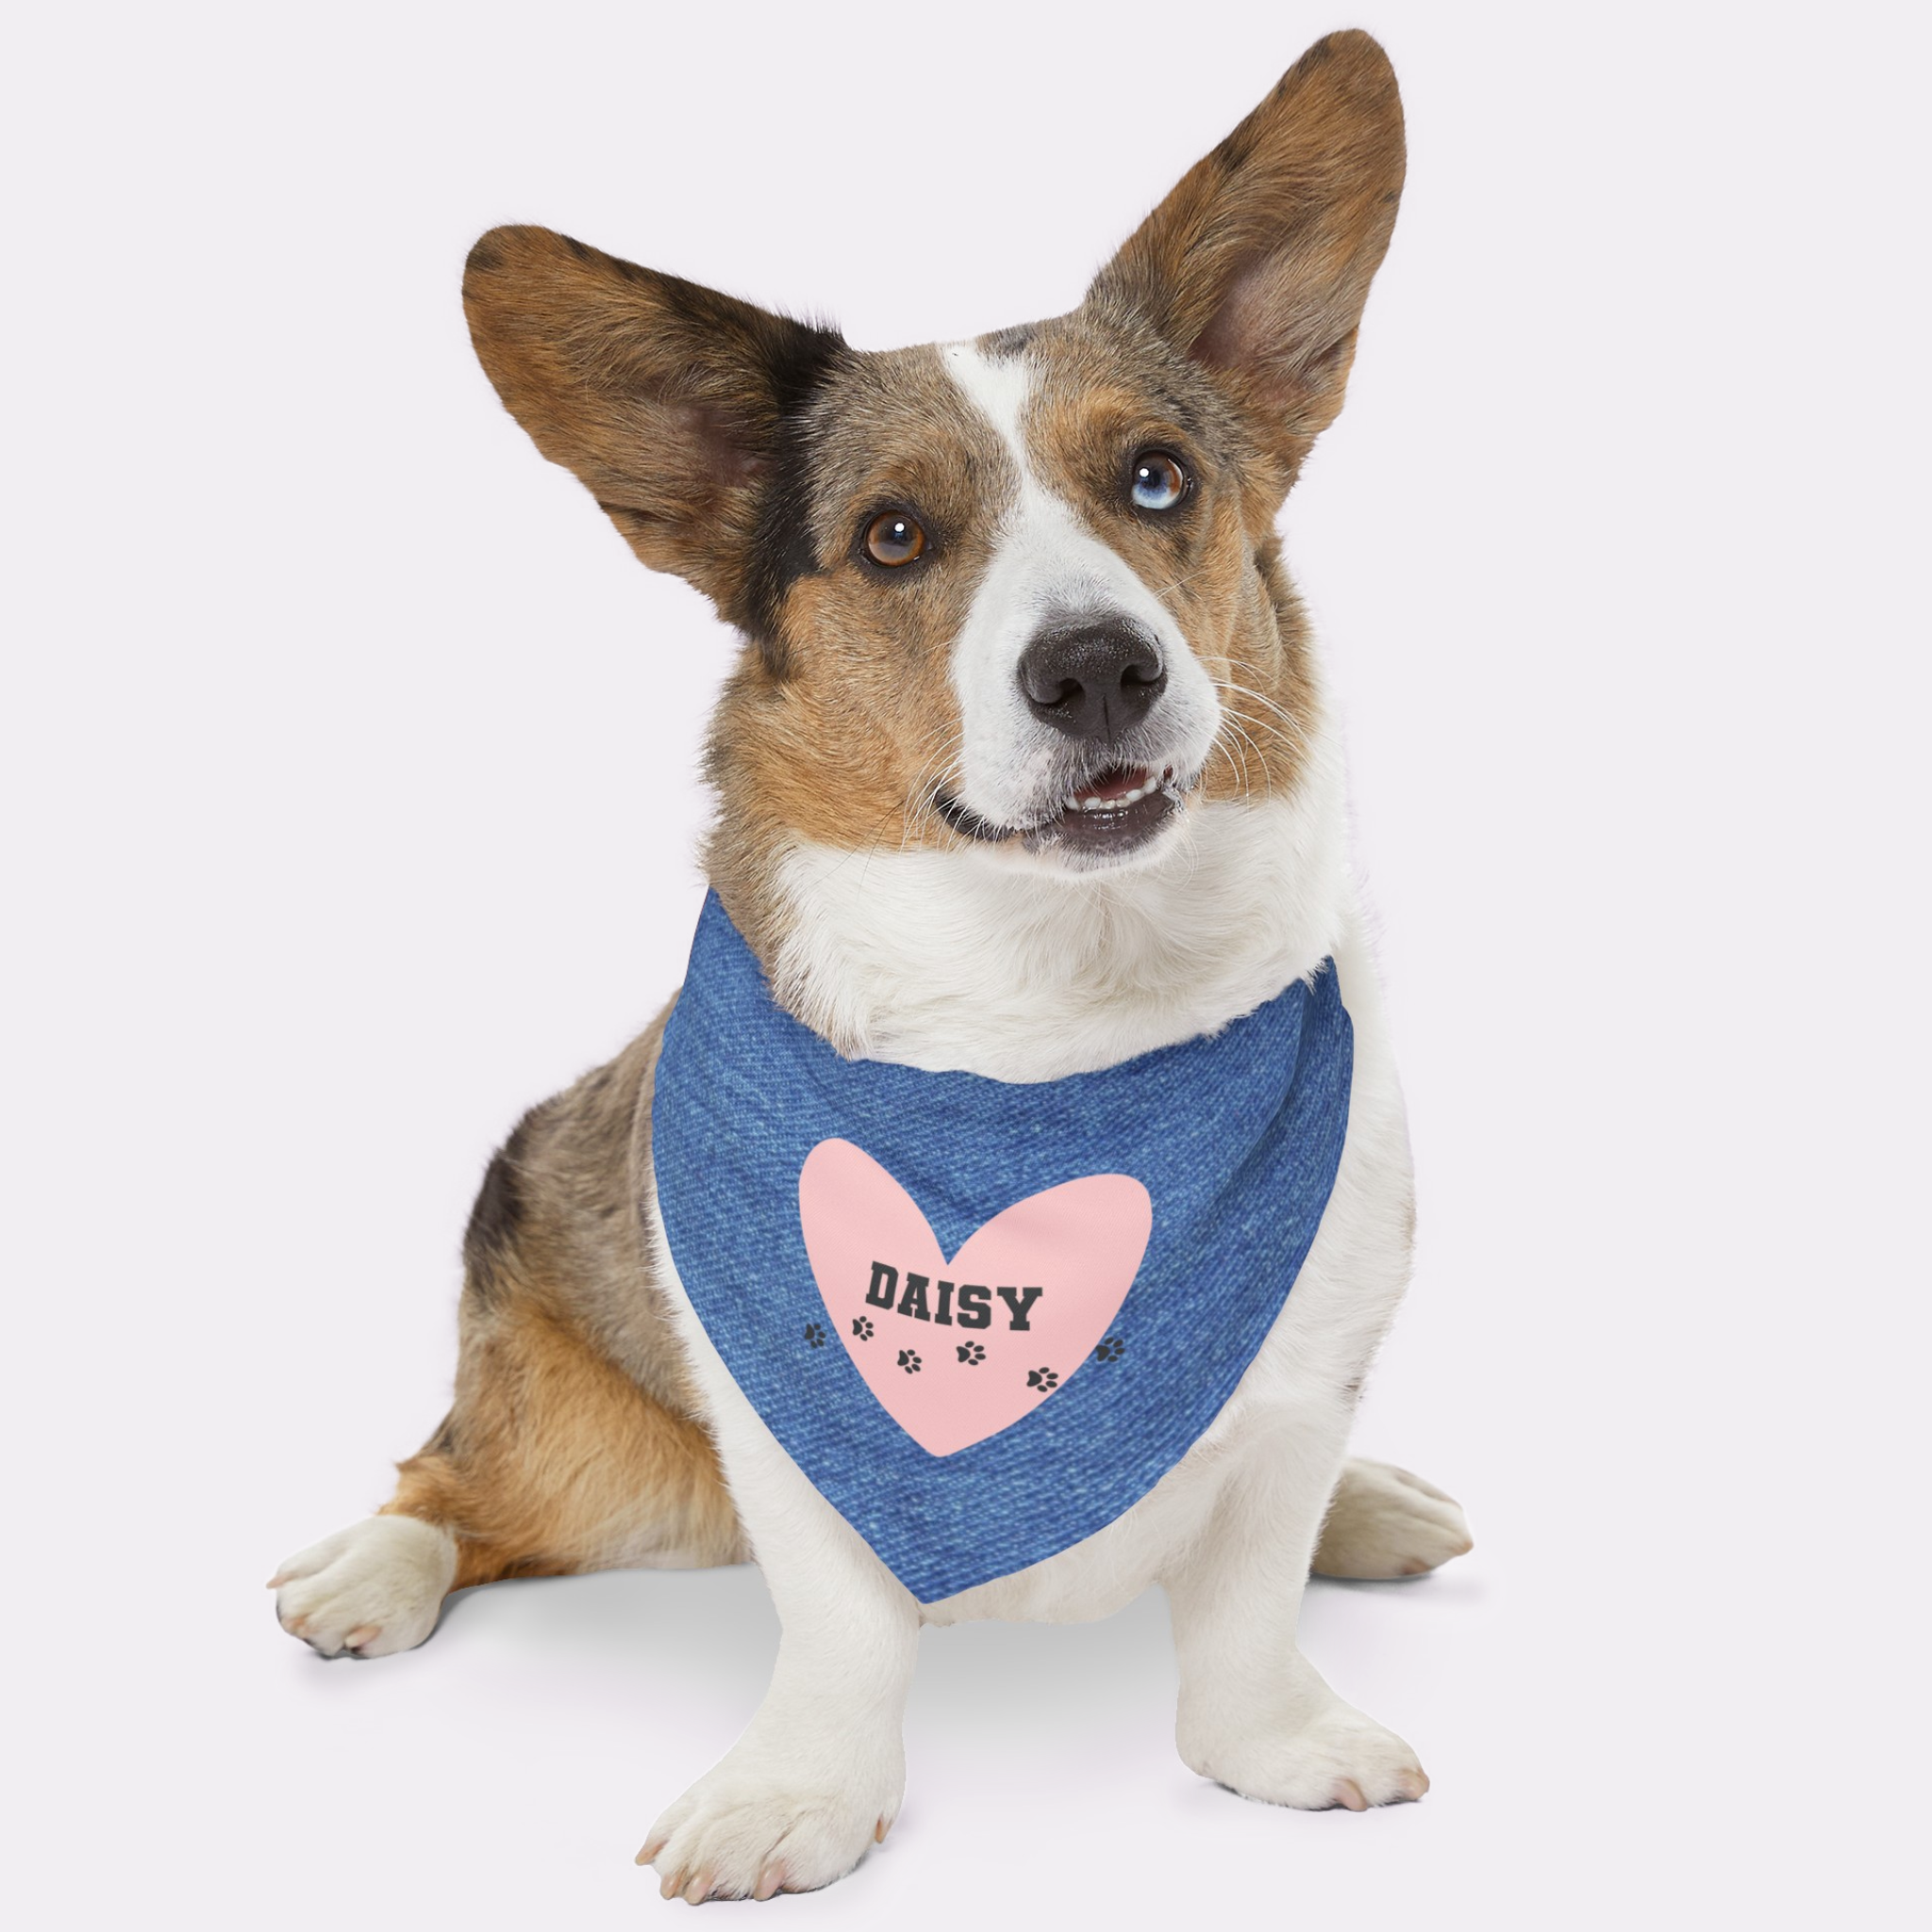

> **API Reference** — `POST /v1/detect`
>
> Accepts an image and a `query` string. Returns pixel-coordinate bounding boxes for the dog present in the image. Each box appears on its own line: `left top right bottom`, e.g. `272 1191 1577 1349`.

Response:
270 28 1472 1902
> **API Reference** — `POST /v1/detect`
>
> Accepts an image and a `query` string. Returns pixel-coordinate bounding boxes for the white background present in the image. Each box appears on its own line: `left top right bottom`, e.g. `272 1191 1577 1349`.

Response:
5 2 1926 1926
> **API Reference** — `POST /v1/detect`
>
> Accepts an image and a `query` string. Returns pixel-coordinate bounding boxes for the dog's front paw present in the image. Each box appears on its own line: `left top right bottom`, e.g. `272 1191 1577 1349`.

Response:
269 1515 456 1658
639 1750 899 1903
1181 1697 1428 1810
1312 1458 1473 1579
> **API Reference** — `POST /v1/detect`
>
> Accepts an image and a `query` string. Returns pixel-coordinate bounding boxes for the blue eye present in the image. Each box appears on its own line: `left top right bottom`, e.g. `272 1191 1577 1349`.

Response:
1129 450 1188 511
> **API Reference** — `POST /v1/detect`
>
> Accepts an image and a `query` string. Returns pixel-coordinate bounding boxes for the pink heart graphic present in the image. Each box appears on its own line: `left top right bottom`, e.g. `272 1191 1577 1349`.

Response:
797 1139 1152 1457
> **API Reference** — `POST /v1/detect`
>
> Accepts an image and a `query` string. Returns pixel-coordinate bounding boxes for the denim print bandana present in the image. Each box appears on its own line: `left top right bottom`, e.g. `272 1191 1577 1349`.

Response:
652 892 1354 1605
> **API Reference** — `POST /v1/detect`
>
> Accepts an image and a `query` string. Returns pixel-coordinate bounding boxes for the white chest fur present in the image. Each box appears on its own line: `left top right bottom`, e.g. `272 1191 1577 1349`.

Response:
766 776 1353 1084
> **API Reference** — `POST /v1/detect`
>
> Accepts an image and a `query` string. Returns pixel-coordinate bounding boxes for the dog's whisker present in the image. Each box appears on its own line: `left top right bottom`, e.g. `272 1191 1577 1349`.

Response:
1147 559 1218 603
901 729 965 854
1215 675 1310 753
1213 702 1280 803
1209 675 1307 791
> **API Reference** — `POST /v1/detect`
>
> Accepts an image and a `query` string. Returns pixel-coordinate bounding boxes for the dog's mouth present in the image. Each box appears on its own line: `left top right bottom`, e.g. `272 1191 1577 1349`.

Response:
936 762 1191 861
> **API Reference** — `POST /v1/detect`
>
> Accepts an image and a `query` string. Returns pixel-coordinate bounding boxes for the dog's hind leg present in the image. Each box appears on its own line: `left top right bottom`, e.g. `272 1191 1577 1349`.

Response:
271 1290 742 1657
272 1027 743 1659
1310 1457 1473 1580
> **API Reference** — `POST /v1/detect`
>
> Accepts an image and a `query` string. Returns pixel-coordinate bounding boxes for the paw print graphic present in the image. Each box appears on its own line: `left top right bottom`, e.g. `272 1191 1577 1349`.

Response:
956 1341 986 1366
1026 1367 1059 1392
804 1322 826 1349
1094 1336 1124 1362
897 1348 922 1374
852 1316 875 1341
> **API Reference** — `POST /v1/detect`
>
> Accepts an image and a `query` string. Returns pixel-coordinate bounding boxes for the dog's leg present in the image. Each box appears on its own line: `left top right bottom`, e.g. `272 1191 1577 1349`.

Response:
1312 1457 1473 1580
273 1028 745 1658
1167 1411 1429 1810
270 1513 458 1660
638 1450 916 1903
272 1291 742 1658
639 1347 917 1902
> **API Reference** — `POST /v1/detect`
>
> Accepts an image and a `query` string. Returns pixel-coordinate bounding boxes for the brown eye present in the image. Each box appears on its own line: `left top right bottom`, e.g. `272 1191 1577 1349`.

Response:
1129 450 1188 511
864 510 926 567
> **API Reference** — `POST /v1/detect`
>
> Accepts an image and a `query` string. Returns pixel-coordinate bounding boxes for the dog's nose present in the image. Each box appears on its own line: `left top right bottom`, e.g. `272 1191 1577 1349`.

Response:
1016 623 1167 742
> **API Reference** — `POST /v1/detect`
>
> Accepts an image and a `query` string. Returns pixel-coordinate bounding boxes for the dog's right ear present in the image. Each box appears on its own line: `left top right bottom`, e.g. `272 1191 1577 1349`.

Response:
462 225 847 622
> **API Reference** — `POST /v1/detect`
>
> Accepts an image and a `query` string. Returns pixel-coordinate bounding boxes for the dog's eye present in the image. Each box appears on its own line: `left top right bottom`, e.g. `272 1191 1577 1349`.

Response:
1128 451 1189 512
864 511 926 567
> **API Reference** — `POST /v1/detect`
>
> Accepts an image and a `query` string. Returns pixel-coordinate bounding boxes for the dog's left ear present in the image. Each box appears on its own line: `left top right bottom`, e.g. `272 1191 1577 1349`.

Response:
1086 30 1405 489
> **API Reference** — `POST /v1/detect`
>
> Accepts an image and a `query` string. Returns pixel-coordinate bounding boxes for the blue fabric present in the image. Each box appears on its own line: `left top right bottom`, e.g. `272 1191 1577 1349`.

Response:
651 892 1354 1605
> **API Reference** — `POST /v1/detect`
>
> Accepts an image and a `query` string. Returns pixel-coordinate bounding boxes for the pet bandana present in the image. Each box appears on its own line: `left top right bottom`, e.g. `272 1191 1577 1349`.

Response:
652 892 1354 1604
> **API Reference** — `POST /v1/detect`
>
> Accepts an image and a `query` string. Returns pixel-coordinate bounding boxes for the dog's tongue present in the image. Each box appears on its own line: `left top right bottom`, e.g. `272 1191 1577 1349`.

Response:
1079 764 1150 804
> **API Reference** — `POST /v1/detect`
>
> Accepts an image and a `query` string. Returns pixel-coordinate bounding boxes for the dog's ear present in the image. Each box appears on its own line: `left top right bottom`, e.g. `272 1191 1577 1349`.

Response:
1085 30 1404 488
463 225 846 621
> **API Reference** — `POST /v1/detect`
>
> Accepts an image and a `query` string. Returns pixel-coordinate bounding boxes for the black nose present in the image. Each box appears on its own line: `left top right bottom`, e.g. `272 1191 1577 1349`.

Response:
1016 622 1167 742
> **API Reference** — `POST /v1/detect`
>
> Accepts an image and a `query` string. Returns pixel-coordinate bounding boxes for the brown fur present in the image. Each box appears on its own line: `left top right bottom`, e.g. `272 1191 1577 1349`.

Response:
381 1013 745 1589
373 32 1404 1605
385 1296 742 1590
461 225 849 657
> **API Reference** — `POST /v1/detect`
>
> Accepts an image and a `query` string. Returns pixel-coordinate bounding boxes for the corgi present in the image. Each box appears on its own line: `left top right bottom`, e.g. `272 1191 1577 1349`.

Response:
270 29 1473 1903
